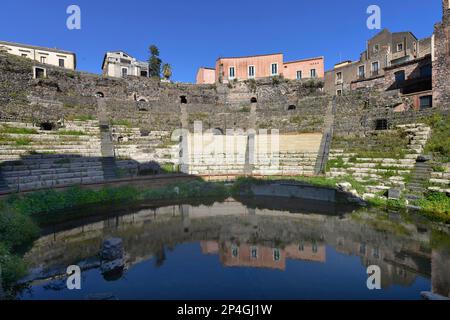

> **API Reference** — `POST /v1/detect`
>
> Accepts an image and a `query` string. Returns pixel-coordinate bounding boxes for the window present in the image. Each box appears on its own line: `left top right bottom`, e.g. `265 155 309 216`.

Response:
248 65 255 78
140 70 148 77
371 61 379 75
375 119 388 131
358 66 365 78
288 105 296 110
394 70 405 82
373 44 380 53
299 244 304 251
33 67 46 79
180 96 188 104
296 70 302 80
229 66 235 79
397 43 404 52
419 96 432 109
420 65 432 78
312 243 318 254
251 247 258 259
359 243 366 255
336 89 342 96
40 56 46 64
21 54 27 57
336 72 343 82
310 69 317 78
58 59 65 68
273 249 281 261
271 63 278 75
122 67 128 77
231 245 239 258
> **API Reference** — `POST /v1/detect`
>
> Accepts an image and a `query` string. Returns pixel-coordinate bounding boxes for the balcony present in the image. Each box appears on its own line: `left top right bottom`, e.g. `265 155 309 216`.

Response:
371 70 379 77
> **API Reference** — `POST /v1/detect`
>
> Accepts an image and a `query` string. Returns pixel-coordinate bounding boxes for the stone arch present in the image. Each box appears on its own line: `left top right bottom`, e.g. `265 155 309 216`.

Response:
95 92 105 98
288 105 297 110
213 128 224 135
137 97 148 102
250 97 257 103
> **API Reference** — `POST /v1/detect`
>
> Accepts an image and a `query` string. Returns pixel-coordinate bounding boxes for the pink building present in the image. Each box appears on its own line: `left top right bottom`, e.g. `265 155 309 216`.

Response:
196 53 324 84
196 67 216 84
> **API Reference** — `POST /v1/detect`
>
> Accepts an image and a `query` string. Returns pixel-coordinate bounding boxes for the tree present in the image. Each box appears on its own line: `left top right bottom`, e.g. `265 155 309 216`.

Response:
148 45 162 78
162 63 172 80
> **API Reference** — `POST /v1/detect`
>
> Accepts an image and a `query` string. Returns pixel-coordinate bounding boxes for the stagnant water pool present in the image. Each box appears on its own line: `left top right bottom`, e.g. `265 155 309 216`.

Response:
14 197 450 300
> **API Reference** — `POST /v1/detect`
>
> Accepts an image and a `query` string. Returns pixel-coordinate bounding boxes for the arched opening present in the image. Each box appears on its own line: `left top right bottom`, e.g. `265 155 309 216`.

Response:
213 128 224 135
251 97 257 103
139 99 147 102
288 105 297 110
180 96 188 104
95 92 105 98
40 122 56 131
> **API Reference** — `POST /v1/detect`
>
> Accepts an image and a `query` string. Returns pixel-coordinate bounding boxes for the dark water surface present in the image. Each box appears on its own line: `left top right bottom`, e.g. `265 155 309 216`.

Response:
16 197 450 300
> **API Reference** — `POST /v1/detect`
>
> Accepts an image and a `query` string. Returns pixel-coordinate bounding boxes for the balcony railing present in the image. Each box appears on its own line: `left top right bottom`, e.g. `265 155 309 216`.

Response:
371 70 379 77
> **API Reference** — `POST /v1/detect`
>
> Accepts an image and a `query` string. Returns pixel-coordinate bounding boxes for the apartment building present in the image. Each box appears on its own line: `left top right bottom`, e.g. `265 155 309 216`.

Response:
102 51 149 78
0 40 76 70
324 29 432 96
196 53 324 84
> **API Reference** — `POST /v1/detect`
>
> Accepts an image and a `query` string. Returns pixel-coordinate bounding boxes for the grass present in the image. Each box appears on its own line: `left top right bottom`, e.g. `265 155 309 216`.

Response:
332 130 409 159
0 126 37 135
3 181 229 218
14 138 32 146
161 163 180 173
111 119 133 128
239 106 250 113
423 113 450 163
56 130 86 136
66 114 96 121
416 192 450 223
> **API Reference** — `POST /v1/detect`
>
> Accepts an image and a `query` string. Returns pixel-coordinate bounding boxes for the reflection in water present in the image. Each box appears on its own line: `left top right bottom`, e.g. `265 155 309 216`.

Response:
16 197 450 300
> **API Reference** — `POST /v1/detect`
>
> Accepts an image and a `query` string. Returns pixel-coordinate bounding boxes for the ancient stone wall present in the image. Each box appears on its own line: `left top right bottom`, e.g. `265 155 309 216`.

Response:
432 1 450 109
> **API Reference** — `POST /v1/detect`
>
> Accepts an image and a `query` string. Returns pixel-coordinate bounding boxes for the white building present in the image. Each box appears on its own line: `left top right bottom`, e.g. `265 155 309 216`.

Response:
0 40 76 70
101 51 149 78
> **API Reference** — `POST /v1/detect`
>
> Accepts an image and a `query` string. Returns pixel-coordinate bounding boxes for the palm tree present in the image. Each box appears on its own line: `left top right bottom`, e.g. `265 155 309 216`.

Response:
162 63 172 80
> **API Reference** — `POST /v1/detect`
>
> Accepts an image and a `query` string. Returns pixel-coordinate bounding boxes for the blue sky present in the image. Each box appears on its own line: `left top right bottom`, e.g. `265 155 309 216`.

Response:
0 0 442 82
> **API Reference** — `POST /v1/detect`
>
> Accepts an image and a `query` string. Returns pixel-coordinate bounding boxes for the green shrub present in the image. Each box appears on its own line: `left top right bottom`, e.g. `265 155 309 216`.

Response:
416 192 450 223
0 209 38 249
424 114 450 163
14 138 32 146
0 243 28 290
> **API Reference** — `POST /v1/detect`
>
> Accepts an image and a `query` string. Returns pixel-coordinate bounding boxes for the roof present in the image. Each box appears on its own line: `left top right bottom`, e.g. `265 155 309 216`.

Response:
384 54 431 71
216 52 283 61
284 56 324 64
101 50 146 70
198 66 215 70
0 40 75 55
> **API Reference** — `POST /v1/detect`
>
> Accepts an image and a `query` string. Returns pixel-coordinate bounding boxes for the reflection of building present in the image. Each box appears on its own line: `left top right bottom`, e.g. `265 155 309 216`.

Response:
102 51 149 78
201 241 326 270
432 249 450 298
0 40 76 70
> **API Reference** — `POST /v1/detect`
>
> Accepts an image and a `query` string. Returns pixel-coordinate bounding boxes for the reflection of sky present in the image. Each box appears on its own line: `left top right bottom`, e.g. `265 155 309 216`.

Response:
19 243 430 300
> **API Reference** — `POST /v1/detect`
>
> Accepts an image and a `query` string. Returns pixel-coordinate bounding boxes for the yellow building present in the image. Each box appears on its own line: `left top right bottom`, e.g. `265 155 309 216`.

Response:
0 40 76 70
